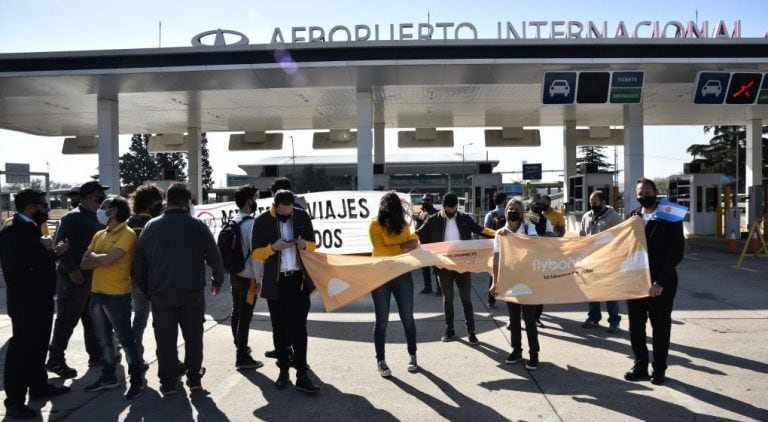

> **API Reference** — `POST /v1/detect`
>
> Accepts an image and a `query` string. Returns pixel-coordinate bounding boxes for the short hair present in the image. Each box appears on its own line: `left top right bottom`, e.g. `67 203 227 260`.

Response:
234 184 257 209
590 190 607 202
636 178 658 194
131 183 164 214
105 196 131 223
273 190 295 206
542 195 552 203
166 183 192 207
442 192 458 207
15 188 45 212
493 191 508 206
270 177 292 194
421 193 433 202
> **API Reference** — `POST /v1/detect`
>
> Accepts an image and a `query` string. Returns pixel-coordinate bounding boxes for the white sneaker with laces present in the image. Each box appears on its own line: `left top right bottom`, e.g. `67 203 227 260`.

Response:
377 360 391 377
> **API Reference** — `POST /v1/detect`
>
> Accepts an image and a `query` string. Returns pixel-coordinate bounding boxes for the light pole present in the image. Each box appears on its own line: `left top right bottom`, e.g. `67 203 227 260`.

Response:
462 142 474 166
290 135 296 178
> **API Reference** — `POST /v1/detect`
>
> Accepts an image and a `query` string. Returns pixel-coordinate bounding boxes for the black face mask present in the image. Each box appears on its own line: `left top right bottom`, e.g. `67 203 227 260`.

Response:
507 210 521 222
532 207 545 215
637 196 657 208
444 211 455 218
32 210 49 225
150 203 163 217
590 205 604 215
277 213 291 223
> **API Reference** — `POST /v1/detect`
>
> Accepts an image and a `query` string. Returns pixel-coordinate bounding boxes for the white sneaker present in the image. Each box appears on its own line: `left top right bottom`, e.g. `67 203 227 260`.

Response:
407 354 418 373
377 360 391 377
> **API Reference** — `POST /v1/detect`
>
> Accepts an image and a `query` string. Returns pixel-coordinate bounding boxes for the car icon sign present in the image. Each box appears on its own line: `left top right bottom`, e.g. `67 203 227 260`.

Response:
549 80 571 97
701 80 722 97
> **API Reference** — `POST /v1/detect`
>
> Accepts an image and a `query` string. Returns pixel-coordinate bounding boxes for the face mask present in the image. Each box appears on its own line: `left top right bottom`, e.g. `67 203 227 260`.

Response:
277 213 291 223
637 196 657 208
590 205 604 215
507 210 521 222
32 210 49 225
151 203 163 217
532 207 544 215
96 209 110 225
444 211 455 218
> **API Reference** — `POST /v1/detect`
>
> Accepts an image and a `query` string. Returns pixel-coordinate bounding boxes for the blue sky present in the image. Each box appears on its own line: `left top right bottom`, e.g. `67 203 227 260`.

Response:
0 0 766 187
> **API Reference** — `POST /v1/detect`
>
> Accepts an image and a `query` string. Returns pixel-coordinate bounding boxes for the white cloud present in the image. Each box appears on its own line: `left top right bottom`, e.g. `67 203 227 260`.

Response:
327 278 350 296
619 251 649 272
505 283 533 296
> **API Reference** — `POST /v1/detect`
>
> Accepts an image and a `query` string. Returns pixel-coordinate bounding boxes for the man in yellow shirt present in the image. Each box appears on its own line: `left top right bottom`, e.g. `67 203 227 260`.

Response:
541 195 566 237
79 196 143 400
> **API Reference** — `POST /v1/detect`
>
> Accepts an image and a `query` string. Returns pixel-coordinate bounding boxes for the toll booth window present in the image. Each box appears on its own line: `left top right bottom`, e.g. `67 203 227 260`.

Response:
706 186 717 212
696 186 703 213
577 72 610 103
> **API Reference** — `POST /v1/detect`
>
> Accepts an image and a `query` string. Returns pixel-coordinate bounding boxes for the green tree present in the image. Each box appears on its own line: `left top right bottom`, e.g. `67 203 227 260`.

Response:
687 125 768 191
201 133 214 195
119 134 188 195
577 146 612 172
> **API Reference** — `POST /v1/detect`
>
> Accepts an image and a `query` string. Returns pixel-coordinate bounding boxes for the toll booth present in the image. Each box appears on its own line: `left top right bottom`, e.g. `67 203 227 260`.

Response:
668 173 722 235
467 173 502 223
568 173 615 213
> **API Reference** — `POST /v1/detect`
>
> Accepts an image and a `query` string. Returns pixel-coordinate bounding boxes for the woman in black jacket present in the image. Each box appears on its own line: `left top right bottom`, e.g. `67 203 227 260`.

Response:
624 178 685 386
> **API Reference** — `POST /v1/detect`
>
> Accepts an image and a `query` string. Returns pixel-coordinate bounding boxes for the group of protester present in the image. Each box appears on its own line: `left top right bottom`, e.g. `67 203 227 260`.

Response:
0 176 683 418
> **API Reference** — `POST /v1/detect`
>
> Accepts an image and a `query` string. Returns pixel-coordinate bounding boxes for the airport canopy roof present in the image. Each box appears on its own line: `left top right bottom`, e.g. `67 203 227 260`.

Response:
0 38 767 137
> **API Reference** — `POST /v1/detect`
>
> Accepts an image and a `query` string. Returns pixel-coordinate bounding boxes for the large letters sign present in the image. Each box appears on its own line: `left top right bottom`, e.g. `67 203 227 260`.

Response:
194 191 411 254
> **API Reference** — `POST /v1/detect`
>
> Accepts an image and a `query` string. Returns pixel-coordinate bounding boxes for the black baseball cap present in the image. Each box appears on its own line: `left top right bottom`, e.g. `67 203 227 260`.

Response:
79 181 110 196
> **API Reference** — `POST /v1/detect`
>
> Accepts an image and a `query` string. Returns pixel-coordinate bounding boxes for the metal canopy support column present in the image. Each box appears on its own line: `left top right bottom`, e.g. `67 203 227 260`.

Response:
97 98 119 194
745 119 763 225
563 120 577 201
187 127 202 203
357 91 373 191
623 104 644 216
374 122 385 166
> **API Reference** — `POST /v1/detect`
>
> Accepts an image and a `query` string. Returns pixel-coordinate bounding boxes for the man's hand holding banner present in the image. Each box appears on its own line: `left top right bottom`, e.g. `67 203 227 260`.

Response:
301 217 651 311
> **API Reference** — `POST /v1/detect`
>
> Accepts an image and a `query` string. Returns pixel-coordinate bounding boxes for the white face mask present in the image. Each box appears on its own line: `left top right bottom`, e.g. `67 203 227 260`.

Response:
96 208 110 225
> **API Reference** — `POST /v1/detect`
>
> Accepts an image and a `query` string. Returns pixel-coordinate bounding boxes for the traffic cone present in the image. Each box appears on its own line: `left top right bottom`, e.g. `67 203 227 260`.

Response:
750 230 760 254
728 230 737 254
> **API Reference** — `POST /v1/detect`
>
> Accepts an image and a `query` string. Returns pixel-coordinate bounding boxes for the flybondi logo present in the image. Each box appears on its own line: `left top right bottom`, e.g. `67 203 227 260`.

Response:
532 256 586 273
191 29 250 47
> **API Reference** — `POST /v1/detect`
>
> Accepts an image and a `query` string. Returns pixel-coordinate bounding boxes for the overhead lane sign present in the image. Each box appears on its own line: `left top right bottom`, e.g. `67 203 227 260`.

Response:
542 71 644 105
759 74 768 105
726 73 762 105
693 71 768 105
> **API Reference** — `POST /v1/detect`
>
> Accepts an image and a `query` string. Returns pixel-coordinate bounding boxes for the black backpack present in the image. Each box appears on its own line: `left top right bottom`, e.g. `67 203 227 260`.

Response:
217 216 252 274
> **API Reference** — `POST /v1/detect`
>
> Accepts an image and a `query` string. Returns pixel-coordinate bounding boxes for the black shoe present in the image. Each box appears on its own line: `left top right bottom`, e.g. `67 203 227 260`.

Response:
29 383 71 399
126 381 145 400
536 319 545 328
525 353 539 371
160 384 178 397
468 333 479 346
295 372 320 394
141 360 150 372
5 403 37 419
186 378 203 391
275 369 290 390
45 362 77 379
265 349 278 359
581 318 600 329
651 371 666 385
418 287 433 294
441 328 456 342
236 355 265 370
505 349 523 364
624 366 651 382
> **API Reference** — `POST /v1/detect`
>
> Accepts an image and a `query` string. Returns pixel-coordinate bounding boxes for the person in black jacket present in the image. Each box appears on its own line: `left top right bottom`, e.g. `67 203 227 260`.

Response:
624 178 684 386
417 192 496 345
413 194 439 294
251 189 319 394
0 189 70 419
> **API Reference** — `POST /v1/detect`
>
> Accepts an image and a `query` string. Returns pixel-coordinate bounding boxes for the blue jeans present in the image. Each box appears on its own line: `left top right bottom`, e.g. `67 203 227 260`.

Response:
131 284 150 361
588 301 621 326
371 272 417 361
90 293 142 384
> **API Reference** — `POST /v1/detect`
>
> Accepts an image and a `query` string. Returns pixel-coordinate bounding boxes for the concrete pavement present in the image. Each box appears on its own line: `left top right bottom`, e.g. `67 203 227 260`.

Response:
1 242 767 421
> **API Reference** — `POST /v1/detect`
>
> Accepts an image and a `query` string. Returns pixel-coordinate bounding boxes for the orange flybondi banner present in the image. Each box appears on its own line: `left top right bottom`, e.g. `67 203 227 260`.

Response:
300 217 650 311
496 217 651 305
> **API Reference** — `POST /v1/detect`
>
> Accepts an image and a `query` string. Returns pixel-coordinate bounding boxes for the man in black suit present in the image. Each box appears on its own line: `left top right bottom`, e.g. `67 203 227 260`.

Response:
0 189 70 419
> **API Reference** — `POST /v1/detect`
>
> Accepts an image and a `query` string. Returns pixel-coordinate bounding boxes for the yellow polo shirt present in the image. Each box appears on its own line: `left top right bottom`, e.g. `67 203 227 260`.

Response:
90 222 136 295
543 209 566 229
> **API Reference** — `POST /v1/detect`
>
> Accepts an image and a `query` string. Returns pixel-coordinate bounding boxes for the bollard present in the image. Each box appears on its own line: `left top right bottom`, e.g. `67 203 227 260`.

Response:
750 230 760 254
728 230 737 254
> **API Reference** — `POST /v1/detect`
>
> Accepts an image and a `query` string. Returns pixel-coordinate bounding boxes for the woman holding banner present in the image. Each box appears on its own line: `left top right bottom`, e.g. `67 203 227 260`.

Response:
490 199 542 370
368 192 420 378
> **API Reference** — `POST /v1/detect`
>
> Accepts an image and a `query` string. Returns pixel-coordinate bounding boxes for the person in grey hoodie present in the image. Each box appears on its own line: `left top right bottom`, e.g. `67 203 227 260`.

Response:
579 190 624 333
132 183 225 396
